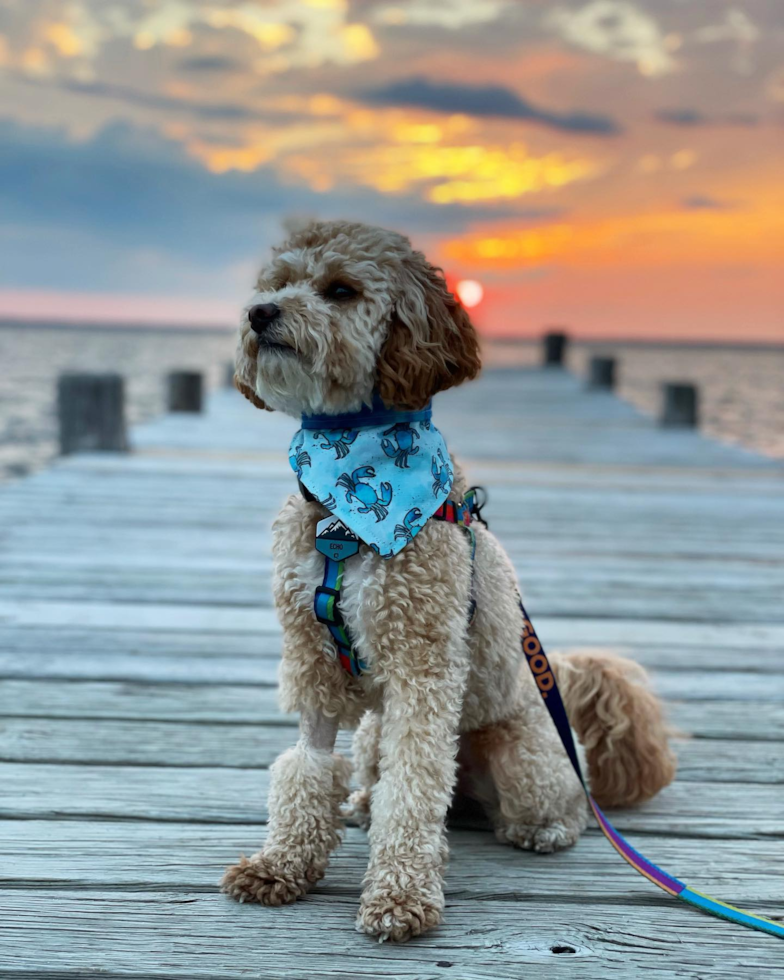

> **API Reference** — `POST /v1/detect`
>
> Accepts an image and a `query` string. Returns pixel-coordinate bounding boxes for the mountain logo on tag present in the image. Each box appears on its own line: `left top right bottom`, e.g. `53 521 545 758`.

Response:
316 517 360 561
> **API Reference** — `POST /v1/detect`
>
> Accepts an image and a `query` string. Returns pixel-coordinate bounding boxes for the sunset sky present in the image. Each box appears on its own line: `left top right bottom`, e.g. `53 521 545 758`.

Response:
1 0 782 340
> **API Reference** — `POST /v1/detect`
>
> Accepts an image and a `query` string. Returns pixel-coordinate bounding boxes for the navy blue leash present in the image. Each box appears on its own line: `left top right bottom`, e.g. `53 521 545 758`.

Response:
517 597 784 939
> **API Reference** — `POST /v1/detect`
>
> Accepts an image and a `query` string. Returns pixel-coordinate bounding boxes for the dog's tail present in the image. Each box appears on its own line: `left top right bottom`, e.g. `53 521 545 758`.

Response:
550 651 676 808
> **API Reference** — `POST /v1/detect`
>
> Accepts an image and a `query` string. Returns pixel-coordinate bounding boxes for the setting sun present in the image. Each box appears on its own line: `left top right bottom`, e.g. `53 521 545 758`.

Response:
456 279 484 309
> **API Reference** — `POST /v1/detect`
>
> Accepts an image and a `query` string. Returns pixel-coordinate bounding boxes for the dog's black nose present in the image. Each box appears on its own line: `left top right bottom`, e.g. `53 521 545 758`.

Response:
248 303 281 333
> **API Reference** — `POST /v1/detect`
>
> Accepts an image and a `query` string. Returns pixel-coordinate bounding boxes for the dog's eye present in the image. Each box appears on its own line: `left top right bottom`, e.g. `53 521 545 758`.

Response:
323 281 357 301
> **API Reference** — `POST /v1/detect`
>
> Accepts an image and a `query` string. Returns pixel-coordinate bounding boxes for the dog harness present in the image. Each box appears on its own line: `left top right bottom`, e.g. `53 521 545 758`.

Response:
311 487 480 677
292 399 783 942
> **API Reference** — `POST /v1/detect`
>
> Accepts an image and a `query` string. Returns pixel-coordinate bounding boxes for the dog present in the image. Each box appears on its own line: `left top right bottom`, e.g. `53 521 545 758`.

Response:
222 220 676 942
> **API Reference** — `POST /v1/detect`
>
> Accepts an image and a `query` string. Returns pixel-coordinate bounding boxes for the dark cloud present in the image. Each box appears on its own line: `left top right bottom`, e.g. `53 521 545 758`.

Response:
0 118 278 260
656 108 707 126
0 117 511 292
655 108 760 127
681 195 732 210
58 78 261 121
177 55 244 73
723 112 760 127
37 74 310 127
491 206 565 221
358 76 621 135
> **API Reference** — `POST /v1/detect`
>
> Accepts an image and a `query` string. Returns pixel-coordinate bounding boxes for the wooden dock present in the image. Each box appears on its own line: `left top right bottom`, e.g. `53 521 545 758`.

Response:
1 367 782 978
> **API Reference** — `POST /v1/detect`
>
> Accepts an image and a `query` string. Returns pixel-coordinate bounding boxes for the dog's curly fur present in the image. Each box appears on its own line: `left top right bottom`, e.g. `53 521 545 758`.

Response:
222 220 676 942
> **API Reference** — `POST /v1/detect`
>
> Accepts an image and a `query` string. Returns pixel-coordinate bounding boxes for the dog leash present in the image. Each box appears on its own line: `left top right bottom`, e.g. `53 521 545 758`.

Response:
518 600 784 940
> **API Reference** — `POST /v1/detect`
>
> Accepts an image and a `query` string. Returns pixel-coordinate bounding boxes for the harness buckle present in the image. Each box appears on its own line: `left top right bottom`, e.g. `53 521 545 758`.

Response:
314 585 345 626
467 485 489 529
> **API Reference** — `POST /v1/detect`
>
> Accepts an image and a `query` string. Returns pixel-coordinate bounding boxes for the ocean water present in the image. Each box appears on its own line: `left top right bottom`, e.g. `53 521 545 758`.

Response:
1 322 782 482
0 323 235 481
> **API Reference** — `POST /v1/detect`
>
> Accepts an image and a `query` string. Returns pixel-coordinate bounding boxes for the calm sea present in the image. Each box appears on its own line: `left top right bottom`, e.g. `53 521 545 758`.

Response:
2 322 783 482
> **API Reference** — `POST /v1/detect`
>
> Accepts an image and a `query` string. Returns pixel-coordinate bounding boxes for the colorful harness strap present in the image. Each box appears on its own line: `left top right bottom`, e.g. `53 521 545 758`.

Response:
314 557 367 677
434 492 478 623
519 600 784 941
314 490 480 679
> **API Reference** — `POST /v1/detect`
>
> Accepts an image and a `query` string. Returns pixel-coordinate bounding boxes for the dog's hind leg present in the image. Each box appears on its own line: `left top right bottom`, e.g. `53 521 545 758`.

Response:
221 709 350 906
467 705 589 854
344 710 381 829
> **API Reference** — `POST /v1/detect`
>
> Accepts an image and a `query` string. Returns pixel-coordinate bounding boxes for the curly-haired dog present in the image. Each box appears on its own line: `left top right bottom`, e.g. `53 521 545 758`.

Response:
221 220 676 942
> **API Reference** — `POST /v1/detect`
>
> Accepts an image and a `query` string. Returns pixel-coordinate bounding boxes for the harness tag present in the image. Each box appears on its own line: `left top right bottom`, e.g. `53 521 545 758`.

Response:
315 516 360 561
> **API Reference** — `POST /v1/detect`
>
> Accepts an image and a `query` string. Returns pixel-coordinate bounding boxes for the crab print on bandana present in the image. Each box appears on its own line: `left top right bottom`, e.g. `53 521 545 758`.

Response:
291 399 453 558
289 432 311 479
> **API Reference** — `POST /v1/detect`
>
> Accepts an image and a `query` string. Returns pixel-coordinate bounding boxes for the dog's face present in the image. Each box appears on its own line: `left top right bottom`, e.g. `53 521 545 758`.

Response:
234 220 481 417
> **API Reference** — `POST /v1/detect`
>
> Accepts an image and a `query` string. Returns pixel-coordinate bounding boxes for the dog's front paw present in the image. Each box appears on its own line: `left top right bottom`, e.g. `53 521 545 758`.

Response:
221 851 322 906
357 884 443 942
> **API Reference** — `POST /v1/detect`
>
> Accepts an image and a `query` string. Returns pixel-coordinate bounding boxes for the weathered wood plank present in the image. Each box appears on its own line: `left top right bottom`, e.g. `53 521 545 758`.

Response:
0 549 780 583
7 458 783 495
0 717 334 767
1 821 780 904
3 480 783 519
0 607 782 648
0 625 271 657
0 890 782 980
2 680 780 739
0 599 279 633
0 680 295 724
3 647 780 701
1 764 781 837
0 624 782 675
3 459 783 543
0 718 777 783
0 650 281 684
2 506 782 551
1 556 781 622
21 446 784 490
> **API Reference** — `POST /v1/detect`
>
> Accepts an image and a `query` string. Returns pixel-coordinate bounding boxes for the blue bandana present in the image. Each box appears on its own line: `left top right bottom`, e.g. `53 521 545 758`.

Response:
289 395 454 558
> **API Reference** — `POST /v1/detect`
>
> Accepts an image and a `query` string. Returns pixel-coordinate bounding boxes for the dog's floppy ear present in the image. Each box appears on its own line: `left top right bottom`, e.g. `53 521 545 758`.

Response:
377 251 481 411
234 331 273 411
234 376 270 411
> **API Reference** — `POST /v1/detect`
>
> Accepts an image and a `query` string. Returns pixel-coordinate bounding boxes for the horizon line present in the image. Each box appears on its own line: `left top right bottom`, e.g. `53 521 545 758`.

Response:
2 316 782 350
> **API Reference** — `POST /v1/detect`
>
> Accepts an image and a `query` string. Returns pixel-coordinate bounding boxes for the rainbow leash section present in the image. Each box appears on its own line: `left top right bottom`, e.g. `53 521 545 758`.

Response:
518 600 784 941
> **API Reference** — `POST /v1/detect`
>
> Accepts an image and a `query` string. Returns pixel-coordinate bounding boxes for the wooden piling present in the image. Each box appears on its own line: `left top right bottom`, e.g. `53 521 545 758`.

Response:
661 382 698 427
588 356 616 390
543 330 568 367
168 371 203 413
57 373 127 455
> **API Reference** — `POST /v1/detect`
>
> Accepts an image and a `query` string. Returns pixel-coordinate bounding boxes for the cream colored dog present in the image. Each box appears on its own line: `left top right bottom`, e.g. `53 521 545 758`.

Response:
222 220 676 942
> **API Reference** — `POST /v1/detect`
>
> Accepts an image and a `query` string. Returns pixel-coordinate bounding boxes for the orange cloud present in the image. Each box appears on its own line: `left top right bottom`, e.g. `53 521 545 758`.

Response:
44 23 84 57
444 200 784 272
174 93 604 202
